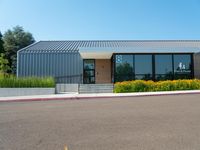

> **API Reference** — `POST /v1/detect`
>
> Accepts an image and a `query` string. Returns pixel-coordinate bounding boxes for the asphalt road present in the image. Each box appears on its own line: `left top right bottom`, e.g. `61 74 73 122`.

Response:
1 94 200 150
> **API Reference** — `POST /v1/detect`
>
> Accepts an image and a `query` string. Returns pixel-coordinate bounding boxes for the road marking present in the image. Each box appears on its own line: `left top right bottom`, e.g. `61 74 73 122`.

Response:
64 145 68 150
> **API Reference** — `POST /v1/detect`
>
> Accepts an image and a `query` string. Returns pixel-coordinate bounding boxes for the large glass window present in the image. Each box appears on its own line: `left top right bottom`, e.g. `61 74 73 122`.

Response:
174 54 192 79
113 54 193 82
115 55 134 82
155 55 173 80
135 55 153 80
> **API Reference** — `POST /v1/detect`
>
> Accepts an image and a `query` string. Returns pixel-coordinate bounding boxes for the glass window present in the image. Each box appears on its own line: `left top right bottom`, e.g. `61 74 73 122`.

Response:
155 74 173 81
155 55 173 74
83 59 95 84
84 60 95 69
135 55 152 80
84 70 95 77
174 74 192 80
155 55 173 80
113 53 193 82
115 55 134 82
174 54 191 74
135 75 152 80
83 77 95 84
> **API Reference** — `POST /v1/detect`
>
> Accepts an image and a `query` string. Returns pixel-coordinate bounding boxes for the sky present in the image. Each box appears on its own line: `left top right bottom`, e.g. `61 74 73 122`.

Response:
0 0 200 41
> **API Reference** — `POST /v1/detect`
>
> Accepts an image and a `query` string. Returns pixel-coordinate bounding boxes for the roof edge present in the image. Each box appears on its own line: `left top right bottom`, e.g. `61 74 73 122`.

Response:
38 40 200 42
18 41 41 53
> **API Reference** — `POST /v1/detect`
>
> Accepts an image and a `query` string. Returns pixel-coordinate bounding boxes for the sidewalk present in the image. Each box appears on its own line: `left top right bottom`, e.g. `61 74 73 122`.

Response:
1 90 200 102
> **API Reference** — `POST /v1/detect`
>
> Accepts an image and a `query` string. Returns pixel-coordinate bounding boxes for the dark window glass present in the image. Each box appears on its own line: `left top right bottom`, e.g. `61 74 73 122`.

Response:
135 55 152 80
90 77 95 83
84 70 94 77
84 60 95 69
83 59 95 84
135 74 152 80
155 55 173 75
113 53 193 82
115 55 134 82
155 55 173 80
155 74 173 81
83 77 95 84
174 54 192 76
174 74 191 80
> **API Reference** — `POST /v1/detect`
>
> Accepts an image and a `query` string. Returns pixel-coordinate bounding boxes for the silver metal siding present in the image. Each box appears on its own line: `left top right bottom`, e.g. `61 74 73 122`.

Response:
17 52 83 83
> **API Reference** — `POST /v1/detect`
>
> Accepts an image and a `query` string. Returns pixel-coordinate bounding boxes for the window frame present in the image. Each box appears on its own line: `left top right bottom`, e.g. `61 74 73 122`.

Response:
113 53 194 82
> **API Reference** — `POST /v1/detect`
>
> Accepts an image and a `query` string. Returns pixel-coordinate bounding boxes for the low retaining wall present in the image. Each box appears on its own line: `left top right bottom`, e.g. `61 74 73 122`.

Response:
0 88 55 97
56 84 78 93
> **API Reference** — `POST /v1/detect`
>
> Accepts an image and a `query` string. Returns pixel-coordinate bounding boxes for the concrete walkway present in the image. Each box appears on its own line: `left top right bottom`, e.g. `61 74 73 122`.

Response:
1 90 200 102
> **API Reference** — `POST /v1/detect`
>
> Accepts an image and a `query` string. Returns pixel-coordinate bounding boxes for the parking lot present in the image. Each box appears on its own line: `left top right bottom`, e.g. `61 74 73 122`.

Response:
1 94 200 150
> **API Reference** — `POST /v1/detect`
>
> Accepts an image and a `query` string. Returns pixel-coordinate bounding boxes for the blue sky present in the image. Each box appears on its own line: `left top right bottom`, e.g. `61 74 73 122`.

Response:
0 0 200 41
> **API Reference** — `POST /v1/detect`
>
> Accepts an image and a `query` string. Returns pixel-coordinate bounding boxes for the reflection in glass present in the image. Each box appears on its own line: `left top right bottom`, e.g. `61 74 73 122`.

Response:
135 74 152 80
84 70 94 77
83 59 95 84
84 60 95 69
155 55 173 80
155 74 173 81
114 54 193 82
135 55 152 74
135 55 152 80
155 55 173 74
83 77 95 84
174 55 191 74
115 55 134 82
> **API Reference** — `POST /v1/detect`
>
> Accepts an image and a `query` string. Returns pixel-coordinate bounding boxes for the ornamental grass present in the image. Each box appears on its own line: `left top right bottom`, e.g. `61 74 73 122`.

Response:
0 74 55 88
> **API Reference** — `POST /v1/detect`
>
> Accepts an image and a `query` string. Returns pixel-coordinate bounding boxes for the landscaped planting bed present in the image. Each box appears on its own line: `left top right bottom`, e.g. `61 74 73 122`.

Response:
114 79 200 93
0 74 55 88
0 75 55 97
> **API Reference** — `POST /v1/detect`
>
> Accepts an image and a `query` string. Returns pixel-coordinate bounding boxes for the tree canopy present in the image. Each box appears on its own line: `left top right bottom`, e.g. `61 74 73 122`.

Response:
0 31 4 54
115 63 134 82
0 53 10 74
3 26 35 74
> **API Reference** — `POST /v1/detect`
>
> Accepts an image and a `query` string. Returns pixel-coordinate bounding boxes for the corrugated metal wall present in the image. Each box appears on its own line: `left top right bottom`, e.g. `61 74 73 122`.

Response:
17 51 83 83
194 53 200 79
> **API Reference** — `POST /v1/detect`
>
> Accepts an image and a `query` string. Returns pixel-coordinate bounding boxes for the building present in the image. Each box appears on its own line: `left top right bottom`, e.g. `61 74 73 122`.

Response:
17 40 200 85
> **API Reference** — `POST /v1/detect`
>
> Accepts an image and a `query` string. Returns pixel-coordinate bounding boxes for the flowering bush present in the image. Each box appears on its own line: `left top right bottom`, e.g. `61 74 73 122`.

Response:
114 79 200 93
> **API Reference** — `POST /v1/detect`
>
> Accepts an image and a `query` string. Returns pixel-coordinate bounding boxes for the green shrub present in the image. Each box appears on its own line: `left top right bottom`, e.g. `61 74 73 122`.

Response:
0 76 55 88
114 79 200 93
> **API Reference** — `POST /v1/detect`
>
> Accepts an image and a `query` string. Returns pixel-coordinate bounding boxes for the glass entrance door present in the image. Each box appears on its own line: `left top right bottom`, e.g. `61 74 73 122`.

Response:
83 59 95 84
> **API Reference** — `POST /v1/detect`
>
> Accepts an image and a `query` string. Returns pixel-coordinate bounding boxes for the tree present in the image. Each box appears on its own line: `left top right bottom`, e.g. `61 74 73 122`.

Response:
0 31 4 54
115 63 134 82
3 26 35 74
0 53 10 74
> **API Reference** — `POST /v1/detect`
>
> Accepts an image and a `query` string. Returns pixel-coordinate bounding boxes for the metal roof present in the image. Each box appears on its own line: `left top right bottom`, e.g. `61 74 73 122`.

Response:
19 40 200 53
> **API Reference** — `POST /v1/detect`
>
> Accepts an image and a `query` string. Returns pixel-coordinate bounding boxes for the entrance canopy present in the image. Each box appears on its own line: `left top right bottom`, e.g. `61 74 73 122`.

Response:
79 47 200 59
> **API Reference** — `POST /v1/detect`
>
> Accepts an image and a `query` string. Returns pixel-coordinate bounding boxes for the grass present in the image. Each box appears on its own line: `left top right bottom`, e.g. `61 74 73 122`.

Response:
0 74 55 88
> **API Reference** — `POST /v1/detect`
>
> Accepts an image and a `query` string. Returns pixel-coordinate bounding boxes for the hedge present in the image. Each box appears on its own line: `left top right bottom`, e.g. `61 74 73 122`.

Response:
0 74 55 88
114 79 200 93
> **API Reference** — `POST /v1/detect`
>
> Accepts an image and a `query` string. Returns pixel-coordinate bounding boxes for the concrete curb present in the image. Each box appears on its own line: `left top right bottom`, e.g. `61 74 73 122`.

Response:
1 90 200 103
